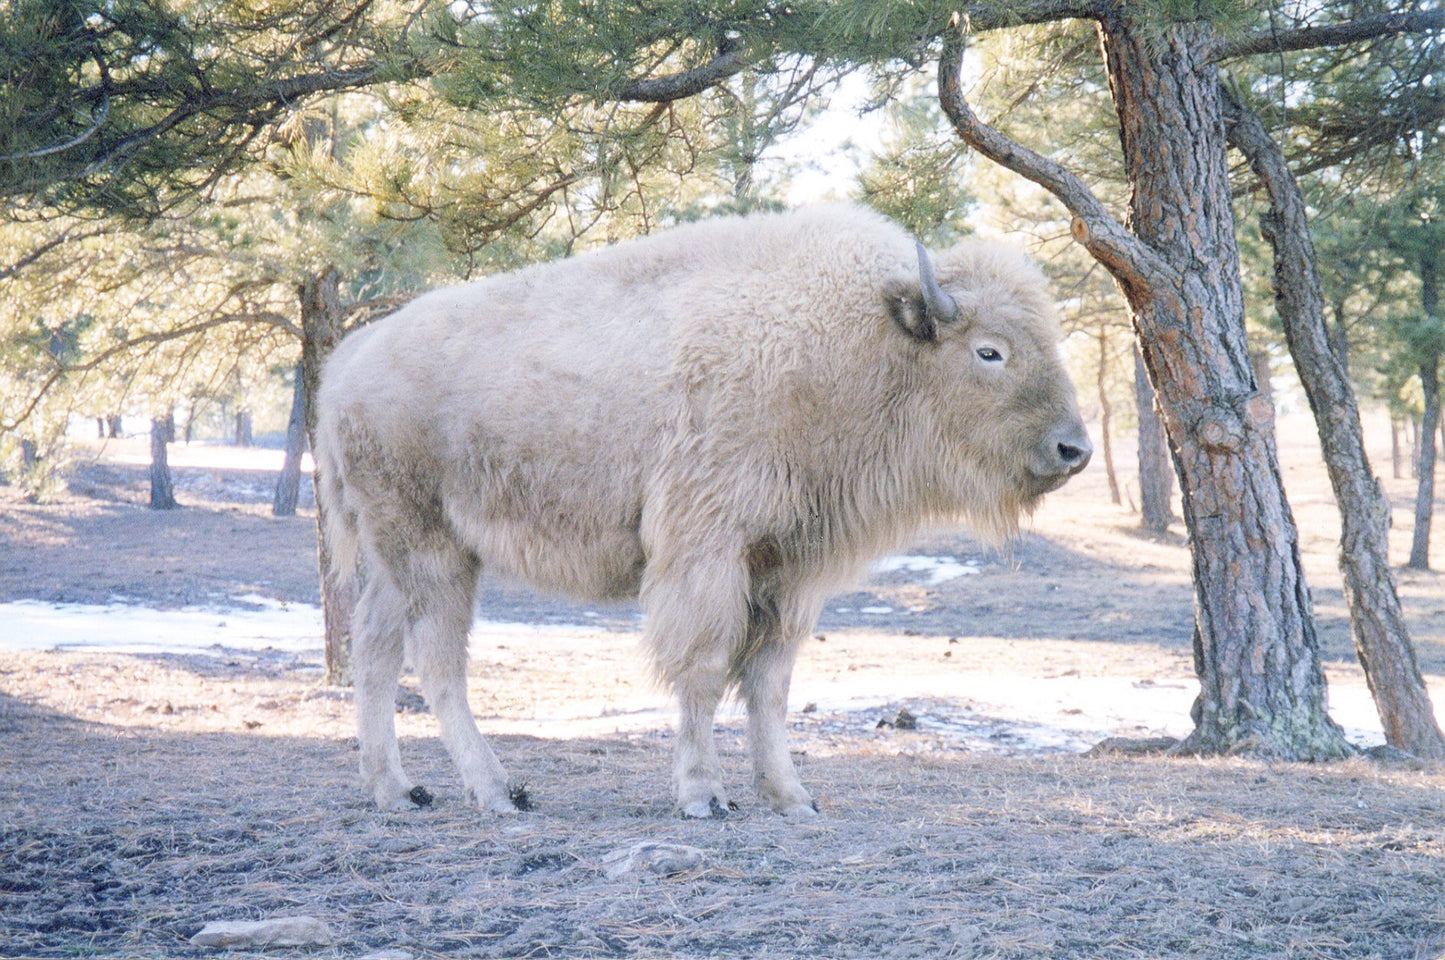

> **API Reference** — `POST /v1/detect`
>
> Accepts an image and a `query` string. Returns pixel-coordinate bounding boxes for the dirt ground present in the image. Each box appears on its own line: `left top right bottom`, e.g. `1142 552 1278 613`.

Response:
1 411 1443 958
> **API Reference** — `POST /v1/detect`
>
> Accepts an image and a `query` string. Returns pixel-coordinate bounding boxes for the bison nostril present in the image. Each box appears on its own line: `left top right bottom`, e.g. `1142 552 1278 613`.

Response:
1058 442 1087 464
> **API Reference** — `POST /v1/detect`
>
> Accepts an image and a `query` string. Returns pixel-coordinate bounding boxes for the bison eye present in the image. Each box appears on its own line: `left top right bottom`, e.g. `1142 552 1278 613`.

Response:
975 347 1004 363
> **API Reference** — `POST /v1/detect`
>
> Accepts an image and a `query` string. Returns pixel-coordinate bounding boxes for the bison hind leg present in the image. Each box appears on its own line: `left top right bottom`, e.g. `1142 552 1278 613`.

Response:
353 574 417 810
401 545 518 814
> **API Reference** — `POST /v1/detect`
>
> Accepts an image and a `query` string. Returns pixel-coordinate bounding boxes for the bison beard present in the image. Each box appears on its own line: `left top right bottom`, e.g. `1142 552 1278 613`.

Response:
315 203 1091 818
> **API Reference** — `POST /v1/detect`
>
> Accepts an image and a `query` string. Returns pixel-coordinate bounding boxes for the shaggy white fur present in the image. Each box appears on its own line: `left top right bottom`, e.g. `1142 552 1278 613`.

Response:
314 203 1090 818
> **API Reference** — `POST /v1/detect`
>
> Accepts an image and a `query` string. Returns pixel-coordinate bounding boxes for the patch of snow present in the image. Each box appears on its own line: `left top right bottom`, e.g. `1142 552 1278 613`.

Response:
104 443 314 473
859 606 895 615
0 599 324 655
872 555 981 584
0 600 617 658
0 600 1417 755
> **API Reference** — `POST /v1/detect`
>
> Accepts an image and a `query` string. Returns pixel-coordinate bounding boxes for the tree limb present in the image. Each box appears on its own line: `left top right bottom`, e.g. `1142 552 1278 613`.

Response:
935 20 1168 291
0 227 109 281
615 0 1101 103
85 60 424 174
1214 9 1445 61
964 0 1103 31
613 46 753 103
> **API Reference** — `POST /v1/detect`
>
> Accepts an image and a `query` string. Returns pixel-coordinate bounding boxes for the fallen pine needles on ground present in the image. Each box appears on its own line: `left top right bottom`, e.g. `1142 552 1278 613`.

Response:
2 650 1443 959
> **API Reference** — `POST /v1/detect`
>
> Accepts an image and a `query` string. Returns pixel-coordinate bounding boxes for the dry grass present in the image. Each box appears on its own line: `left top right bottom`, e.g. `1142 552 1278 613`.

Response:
2 650 1443 959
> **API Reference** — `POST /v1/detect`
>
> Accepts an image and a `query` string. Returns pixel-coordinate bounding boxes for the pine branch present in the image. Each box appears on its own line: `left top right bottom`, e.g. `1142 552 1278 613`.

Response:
84 59 427 174
0 226 108 281
615 0 1101 102
1214 9 1445 61
935 20 1168 292
963 0 1103 31
613 46 752 103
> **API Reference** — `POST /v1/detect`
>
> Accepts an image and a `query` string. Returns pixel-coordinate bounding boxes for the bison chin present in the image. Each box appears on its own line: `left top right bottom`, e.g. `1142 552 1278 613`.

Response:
954 430 1091 544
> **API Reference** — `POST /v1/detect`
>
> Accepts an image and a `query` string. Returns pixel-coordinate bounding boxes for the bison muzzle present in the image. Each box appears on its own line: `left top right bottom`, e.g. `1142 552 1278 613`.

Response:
315 203 1090 819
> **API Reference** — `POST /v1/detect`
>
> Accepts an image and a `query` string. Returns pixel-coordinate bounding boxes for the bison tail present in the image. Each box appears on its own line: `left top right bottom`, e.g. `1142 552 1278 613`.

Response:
313 434 361 591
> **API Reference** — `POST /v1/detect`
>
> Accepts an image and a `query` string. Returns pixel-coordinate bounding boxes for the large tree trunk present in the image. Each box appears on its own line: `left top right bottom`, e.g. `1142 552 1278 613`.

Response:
1222 87 1444 758
299 267 355 686
273 364 307 517
1093 17 1348 758
149 410 178 510
1134 347 1174 534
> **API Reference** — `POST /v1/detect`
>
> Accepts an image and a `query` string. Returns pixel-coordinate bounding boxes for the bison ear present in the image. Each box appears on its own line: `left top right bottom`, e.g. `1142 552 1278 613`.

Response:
886 243 960 342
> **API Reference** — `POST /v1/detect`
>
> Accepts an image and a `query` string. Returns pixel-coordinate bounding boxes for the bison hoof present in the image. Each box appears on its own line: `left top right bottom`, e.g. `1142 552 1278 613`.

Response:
408 785 434 808
365 777 417 811
778 799 821 819
680 796 735 820
469 785 525 815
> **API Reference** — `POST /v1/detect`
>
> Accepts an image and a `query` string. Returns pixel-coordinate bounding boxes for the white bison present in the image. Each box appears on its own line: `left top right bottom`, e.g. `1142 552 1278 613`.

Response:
315 203 1091 819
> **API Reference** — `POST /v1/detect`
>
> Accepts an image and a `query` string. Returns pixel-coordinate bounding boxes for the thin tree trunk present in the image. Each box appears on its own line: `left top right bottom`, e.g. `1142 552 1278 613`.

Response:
1251 350 1272 405
1391 417 1403 480
1135 347 1174 533
273 365 306 517
1409 355 1439 570
1096 326 1121 505
235 410 253 447
299 267 355 686
1222 85 1444 758
1329 297 1350 379
149 411 178 510
1408 241 1440 571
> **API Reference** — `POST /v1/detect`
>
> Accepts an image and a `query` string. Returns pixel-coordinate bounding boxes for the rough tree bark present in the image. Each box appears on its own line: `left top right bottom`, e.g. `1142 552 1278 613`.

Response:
1222 85 1444 758
939 14 1351 758
1135 347 1175 533
299 267 355 686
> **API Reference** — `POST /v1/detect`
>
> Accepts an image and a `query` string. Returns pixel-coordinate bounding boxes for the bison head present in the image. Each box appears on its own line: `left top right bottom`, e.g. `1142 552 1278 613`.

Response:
892 241 1092 538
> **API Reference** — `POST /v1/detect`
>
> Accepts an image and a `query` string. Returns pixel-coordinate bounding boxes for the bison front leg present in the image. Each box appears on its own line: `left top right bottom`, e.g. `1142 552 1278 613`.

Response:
738 620 818 818
673 674 731 819
643 554 746 819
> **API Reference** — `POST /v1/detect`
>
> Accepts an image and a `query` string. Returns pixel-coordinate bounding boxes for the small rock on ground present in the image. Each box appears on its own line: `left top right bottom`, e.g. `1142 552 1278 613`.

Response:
189 916 334 949
602 841 707 879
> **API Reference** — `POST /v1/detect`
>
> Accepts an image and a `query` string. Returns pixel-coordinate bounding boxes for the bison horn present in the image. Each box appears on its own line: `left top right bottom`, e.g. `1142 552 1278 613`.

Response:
916 242 959 327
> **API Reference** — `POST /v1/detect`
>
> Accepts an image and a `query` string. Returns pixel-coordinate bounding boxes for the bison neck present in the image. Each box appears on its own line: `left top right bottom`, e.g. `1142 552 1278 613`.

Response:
1097 13 1349 758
